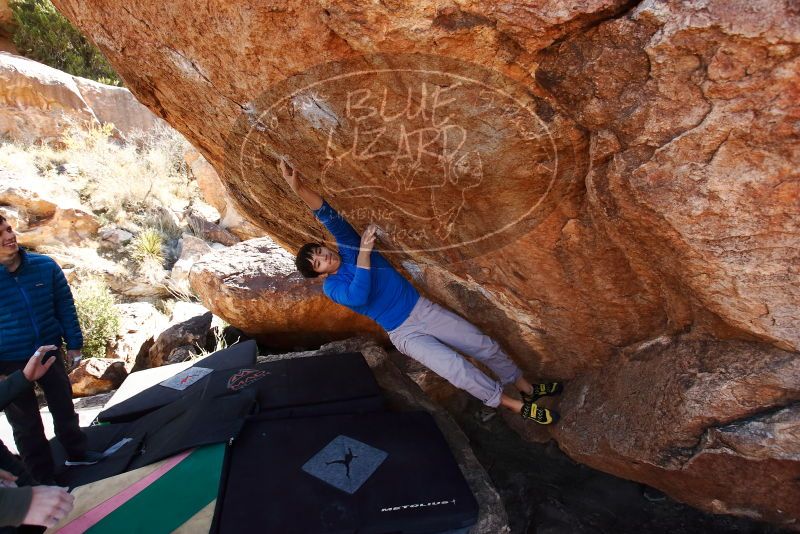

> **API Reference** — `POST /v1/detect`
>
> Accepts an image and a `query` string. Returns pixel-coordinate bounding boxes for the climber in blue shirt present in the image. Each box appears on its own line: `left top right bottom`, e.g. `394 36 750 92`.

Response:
280 160 562 424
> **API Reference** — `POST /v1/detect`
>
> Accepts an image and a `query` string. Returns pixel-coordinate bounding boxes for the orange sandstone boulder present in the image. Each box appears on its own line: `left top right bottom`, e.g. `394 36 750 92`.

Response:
50 0 799 525
189 237 386 349
69 358 127 397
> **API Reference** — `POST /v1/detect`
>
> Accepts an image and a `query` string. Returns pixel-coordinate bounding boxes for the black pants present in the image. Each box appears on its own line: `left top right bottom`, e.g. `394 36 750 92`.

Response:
0 440 35 485
0 355 87 482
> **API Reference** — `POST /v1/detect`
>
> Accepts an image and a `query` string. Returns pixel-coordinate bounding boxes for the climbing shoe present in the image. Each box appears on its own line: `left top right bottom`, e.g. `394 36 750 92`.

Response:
520 401 558 425
521 382 563 402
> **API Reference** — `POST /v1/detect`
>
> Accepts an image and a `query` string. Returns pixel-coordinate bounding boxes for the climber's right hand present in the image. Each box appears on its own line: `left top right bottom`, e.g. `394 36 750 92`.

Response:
278 158 301 192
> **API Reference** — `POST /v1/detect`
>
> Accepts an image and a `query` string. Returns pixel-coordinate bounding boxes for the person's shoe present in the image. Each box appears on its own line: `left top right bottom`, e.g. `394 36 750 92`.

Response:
521 382 563 402
520 401 558 425
64 450 105 467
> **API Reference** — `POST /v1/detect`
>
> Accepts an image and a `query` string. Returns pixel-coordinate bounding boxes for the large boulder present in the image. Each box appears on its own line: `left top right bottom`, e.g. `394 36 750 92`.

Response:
552 335 800 526
0 169 99 248
0 51 166 143
52 0 799 526
535 3 800 354
189 236 386 349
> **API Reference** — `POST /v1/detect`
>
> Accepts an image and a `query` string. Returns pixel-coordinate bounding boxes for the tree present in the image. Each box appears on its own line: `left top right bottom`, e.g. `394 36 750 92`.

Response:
10 0 122 85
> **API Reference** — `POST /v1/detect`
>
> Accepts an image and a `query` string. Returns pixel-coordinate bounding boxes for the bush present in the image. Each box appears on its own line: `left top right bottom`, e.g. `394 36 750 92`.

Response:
73 278 121 359
10 0 121 85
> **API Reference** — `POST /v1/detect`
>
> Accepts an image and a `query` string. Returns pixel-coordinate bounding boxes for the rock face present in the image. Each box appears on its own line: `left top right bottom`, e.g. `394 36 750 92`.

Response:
168 233 214 295
145 309 212 369
183 212 239 247
189 237 386 349
114 302 169 370
184 147 267 241
69 358 128 397
0 51 165 144
0 1 15 54
535 4 800 355
553 335 800 526
0 169 99 248
143 303 213 371
52 0 800 526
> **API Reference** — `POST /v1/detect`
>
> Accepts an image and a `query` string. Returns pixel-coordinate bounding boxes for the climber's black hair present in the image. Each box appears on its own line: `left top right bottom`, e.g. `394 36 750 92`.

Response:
296 242 322 278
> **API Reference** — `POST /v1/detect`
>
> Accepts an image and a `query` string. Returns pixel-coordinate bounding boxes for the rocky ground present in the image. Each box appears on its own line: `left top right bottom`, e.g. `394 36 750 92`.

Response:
391 352 787 534
451 396 787 534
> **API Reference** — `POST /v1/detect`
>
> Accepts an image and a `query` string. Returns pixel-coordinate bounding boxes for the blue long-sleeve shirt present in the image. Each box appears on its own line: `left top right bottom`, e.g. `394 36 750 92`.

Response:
314 201 419 331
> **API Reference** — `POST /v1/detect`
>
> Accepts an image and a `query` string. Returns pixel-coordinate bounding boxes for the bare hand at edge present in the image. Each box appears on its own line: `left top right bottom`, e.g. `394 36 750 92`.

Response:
23 486 74 527
22 345 58 382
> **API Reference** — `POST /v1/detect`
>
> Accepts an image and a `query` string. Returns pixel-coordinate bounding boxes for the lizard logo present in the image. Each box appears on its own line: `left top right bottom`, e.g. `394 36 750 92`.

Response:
226 369 268 391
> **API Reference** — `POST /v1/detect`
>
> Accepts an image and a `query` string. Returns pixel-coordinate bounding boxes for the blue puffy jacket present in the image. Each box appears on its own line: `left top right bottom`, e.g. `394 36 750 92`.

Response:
0 249 83 361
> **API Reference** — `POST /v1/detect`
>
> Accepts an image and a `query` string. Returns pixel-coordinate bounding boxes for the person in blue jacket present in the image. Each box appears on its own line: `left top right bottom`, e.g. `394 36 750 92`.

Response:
0 213 101 483
280 161 562 424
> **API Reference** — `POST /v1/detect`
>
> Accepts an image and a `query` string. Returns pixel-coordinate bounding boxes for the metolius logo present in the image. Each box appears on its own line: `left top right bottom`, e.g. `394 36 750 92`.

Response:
302 435 388 494
380 499 457 513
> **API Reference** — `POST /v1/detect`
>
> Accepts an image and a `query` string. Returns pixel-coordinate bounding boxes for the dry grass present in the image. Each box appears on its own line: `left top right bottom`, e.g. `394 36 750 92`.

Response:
0 120 218 300
0 120 199 225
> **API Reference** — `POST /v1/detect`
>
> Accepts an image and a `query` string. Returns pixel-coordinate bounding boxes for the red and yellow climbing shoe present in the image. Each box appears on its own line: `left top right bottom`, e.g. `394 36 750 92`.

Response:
520 401 558 425
521 382 563 403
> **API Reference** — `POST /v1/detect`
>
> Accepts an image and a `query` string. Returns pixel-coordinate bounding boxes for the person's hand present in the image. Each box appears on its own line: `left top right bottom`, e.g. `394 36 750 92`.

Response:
22 345 58 382
66 349 82 367
22 486 74 527
360 224 378 253
278 158 301 192
0 469 17 488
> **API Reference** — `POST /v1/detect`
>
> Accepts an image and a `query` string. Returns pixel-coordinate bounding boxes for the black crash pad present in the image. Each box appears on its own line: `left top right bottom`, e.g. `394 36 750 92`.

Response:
100 350 384 425
97 340 259 424
243 352 385 419
53 387 256 488
214 411 478 534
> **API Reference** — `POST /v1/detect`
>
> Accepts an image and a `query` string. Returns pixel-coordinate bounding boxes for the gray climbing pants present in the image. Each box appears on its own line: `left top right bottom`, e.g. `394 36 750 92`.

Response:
387 296 522 408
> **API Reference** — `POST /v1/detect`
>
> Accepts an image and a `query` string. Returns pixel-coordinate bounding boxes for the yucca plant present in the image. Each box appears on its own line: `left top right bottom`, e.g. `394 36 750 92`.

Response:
132 227 164 265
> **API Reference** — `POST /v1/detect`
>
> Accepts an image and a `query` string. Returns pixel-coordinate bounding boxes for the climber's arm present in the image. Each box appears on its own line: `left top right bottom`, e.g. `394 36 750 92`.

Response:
279 159 323 210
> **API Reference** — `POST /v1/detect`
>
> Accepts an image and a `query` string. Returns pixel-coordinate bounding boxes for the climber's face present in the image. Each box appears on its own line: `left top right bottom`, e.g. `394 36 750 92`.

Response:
0 219 19 260
310 245 340 275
